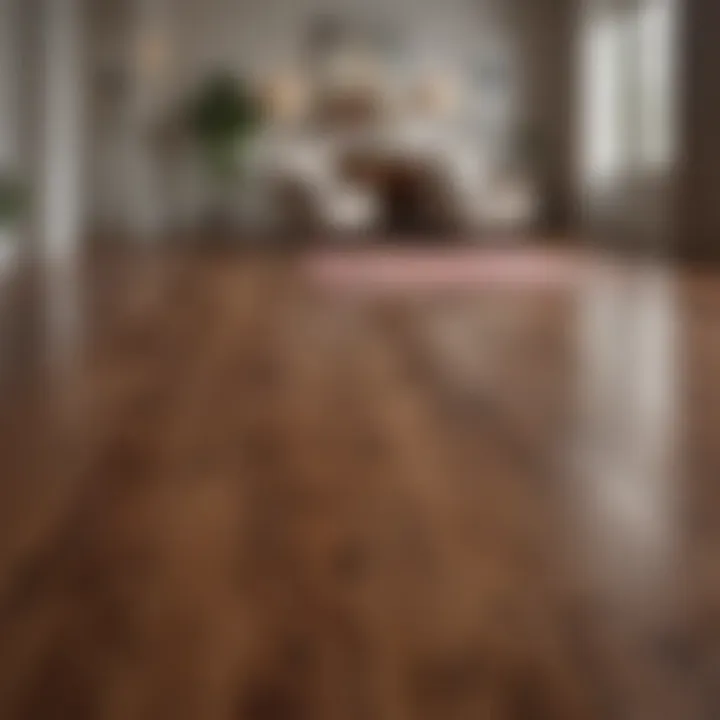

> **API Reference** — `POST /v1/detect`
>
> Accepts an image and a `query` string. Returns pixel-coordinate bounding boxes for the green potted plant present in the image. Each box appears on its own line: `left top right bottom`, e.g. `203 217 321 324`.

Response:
186 72 263 227
0 174 25 229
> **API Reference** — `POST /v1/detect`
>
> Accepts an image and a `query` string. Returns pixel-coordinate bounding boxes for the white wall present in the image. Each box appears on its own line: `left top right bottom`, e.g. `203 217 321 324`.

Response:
167 0 489 81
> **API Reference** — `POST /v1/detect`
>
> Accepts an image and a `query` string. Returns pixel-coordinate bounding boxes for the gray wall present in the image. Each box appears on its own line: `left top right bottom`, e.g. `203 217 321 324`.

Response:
0 0 21 256
1 0 86 258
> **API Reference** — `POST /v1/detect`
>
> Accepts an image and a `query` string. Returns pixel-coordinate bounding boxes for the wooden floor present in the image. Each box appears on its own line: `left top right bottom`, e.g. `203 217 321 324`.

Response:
0 247 718 719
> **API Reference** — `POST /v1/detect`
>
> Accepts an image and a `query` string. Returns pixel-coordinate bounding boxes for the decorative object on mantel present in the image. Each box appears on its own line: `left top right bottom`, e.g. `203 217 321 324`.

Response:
261 70 310 125
411 72 462 119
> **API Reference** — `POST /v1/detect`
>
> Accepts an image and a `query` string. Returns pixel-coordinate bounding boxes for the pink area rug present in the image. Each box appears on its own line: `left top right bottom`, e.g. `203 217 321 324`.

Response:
302 247 589 294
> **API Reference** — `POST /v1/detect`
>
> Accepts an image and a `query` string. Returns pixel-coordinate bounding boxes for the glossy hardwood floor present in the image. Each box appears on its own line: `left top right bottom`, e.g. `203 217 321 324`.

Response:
0 246 717 719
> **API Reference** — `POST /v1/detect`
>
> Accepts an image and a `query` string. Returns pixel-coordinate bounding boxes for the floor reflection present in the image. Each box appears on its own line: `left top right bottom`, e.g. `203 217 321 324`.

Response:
573 262 679 605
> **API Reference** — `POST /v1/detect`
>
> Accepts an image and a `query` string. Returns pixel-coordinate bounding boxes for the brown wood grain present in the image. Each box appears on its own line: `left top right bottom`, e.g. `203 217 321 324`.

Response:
0 247 716 719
